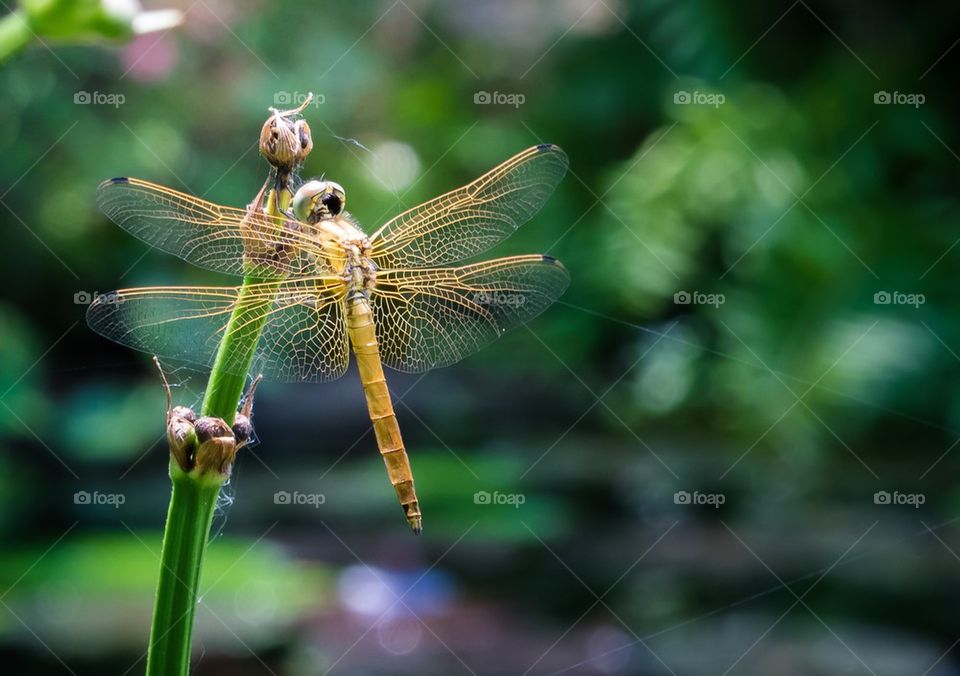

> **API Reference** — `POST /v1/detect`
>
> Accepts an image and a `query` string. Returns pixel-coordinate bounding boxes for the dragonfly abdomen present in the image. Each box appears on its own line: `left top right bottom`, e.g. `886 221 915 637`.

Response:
346 297 423 534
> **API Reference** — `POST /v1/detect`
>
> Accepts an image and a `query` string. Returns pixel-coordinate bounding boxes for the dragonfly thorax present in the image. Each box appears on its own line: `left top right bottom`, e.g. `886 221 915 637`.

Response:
342 236 376 297
292 179 375 288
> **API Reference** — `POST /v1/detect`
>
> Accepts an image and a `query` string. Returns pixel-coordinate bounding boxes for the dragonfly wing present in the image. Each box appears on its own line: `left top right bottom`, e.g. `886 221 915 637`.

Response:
371 255 569 373
86 278 350 383
368 145 568 268
97 178 332 278
254 279 350 382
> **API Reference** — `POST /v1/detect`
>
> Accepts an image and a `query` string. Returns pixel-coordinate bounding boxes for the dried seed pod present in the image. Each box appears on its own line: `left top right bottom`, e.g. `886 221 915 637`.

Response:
259 95 314 173
233 374 262 449
167 411 198 472
193 416 237 477
189 375 263 477
171 405 196 423
232 413 254 447
155 356 199 471
195 416 232 442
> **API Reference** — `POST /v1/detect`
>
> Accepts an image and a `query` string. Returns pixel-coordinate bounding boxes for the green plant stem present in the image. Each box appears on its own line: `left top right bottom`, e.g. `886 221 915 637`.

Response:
146 287 269 676
145 463 222 676
0 11 32 64
200 277 272 422
145 288 268 676
201 180 292 422
146 182 292 676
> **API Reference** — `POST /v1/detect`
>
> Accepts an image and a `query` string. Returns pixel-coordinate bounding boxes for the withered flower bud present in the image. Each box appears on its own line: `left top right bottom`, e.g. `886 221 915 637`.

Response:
171 405 196 423
232 413 254 447
193 416 237 478
259 95 315 173
167 408 198 472
153 360 263 479
232 374 262 451
156 357 198 471
194 416 231 442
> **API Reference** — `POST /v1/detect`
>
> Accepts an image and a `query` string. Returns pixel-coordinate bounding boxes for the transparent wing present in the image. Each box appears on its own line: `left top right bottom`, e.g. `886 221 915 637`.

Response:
97 178 337 279
371 255 569 372
369 145 568 268
86 278 350 383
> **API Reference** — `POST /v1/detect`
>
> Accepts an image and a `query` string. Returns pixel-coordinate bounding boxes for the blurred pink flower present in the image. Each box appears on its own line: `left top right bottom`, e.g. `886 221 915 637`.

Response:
120 32 177 81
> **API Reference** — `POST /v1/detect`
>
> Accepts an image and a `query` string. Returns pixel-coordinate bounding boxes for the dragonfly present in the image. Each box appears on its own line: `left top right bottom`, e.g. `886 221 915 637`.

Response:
88 144 570 533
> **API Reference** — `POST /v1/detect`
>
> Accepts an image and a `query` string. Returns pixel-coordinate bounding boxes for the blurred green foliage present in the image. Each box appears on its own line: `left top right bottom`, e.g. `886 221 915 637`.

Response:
0 534 328 655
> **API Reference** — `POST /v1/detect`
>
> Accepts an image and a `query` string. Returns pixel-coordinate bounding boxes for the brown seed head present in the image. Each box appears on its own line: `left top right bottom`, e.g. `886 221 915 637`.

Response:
192 416 237 478
171 405 196 423
232 413 254 446
166 405 198 472
259 96 314 172
195 416 232 442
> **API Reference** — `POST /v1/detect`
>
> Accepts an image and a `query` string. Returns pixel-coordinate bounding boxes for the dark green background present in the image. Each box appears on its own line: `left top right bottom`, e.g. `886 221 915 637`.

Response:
2 1 959 674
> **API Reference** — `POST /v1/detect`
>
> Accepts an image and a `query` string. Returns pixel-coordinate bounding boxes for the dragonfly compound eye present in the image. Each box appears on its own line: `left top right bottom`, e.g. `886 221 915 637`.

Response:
321 192 343 216
323 181 346 215
292 180 347 221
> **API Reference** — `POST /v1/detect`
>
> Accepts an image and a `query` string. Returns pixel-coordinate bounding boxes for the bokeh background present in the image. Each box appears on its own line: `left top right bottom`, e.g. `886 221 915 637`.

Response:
2 0 960 674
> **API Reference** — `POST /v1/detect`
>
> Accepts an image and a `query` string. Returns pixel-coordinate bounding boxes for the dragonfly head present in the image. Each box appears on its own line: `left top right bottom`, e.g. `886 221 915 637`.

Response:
292 179 346 223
